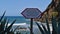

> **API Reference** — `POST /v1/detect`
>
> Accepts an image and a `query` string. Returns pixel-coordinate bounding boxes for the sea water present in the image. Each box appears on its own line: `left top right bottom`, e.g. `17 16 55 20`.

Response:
3 16 30 24
0 16 41 34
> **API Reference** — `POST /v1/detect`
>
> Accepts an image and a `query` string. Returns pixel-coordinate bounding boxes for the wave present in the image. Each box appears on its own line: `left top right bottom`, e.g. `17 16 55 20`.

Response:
8 23 26 26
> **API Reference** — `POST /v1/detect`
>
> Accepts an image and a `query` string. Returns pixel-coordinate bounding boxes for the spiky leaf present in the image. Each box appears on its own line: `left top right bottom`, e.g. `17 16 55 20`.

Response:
36 22 45 34
45 15 50 34
51 16 57 34
41 24 48 34
7 19 16 31
0 11 6 22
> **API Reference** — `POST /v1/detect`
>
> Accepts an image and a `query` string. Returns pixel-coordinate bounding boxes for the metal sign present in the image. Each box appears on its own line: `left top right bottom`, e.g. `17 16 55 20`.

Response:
21 8 41 19
21 8 41 34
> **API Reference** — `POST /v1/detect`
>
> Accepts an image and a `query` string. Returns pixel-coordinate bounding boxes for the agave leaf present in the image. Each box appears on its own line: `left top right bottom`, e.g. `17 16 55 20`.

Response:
1 19 16 34
51 16 57 34
41 24 48 34
5 19 9 30
2 18 7 30
2 19 9 34
0 18 7 32
58 17 60 34
3 19 16 33
7 19 16 32
0 11 6 22
0 18 7 34
13 25 20 32
45 15 50 34
36 22 45 34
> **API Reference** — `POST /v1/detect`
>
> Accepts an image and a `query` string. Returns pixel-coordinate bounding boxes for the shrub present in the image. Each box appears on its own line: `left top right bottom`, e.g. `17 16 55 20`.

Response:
36 15 60 34
0 11 16 34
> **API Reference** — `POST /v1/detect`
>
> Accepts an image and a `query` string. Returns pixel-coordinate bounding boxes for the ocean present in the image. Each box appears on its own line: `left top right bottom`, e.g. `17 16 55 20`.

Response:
0 16 37 25
0 16 52 34
1 16 30 24
0 16 42 34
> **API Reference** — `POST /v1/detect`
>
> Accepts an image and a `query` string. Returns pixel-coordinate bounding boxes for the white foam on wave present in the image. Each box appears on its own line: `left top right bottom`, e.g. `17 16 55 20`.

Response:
8 23 26 26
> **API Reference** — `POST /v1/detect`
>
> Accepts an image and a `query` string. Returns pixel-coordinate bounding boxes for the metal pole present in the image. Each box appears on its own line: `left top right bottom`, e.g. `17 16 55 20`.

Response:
30 18 33 34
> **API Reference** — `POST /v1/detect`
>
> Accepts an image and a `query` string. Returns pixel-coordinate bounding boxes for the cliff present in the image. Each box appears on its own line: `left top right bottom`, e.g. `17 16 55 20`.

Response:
34 0 60 23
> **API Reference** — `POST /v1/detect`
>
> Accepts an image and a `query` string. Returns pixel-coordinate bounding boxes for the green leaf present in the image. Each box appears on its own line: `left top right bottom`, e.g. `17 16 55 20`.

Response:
5 19 9 30
13 25 20 32
7 19 16 31
58 17 60 34
0 11 6 22
0 18 7 33
51 16 57 34
41 24 48 34
36 22 45 34
45 15 50 34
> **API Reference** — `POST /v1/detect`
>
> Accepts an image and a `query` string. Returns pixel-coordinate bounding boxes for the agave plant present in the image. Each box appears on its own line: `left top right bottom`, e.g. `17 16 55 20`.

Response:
36 15 60 34
0 11 16 34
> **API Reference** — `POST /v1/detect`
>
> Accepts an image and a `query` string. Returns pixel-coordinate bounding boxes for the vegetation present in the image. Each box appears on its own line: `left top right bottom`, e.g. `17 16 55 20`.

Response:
0 11 29 34
36 15 60 34
0 0 60 34
0 11 16 34
35 0 60 34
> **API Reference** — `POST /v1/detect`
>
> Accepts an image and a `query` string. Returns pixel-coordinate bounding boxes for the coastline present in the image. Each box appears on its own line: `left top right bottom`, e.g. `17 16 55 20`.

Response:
8 22 52 34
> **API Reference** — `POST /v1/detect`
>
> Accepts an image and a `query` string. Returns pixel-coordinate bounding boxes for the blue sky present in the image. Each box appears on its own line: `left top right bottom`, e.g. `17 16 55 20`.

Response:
0 0 51 16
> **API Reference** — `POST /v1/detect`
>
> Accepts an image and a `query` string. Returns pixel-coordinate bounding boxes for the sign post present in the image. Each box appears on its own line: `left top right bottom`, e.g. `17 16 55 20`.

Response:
21 8 41 34
30 18 33 34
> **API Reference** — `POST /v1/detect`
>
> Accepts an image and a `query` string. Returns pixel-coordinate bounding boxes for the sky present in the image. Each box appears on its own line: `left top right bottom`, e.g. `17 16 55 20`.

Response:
0 0 51 16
